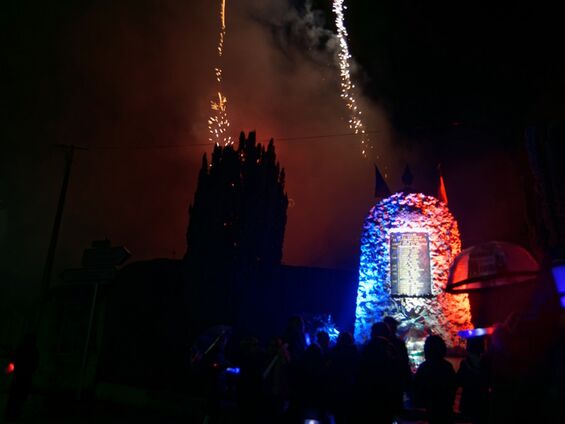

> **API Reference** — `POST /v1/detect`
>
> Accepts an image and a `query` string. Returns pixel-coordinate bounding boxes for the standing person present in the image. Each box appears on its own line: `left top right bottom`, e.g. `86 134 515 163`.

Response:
316 330 331 360
5 334 39 422
384 316 412 411
282 315 306 363
355 322 402 424
295 343 330 423
328 331 359 424
457 337 489 424
236 336 267 424
414 335 457 424
262 337 290 423
282 315 307 423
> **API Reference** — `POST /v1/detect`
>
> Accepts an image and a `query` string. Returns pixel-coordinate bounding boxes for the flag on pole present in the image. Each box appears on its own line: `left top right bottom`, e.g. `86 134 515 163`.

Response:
401 165 414 189
438 164 448 204
374 164 391 199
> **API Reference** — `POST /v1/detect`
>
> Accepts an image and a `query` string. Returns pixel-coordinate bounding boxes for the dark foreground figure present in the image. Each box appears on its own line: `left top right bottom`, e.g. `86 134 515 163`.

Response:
4 334 39 422
414 335 457 424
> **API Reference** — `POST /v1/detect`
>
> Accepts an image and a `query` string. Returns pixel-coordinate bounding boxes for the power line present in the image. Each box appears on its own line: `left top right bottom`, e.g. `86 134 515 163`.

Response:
86 129 386 151
277 129 385 141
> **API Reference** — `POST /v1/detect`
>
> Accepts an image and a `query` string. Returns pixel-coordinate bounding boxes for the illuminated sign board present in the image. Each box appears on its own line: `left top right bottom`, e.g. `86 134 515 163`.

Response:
390 232 432 296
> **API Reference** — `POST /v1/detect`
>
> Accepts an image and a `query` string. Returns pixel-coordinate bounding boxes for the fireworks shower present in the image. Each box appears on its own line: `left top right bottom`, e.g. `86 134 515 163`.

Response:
332 0 371 158
206 0 372 157
208 0 232 146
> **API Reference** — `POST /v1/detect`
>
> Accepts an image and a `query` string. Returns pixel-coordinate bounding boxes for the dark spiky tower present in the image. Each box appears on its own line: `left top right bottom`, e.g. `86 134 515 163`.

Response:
186 131 288 283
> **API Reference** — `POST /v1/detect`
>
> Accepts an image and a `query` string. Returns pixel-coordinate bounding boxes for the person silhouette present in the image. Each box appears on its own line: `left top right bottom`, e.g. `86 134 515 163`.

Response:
5 333 39 422
414 335 456 424
316 330 331 360
457 336 489 424
384 316 412 412
282 315 306 363
355 322 402 423
328 331 358 424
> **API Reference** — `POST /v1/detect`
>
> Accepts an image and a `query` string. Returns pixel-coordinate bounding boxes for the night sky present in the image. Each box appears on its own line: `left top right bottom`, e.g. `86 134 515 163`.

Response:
2 0 564 308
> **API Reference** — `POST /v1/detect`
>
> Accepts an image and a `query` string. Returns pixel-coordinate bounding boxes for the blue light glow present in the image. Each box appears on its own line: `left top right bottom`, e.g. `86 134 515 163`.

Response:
551 264 565 308
458 327 494 338
314 314 340 343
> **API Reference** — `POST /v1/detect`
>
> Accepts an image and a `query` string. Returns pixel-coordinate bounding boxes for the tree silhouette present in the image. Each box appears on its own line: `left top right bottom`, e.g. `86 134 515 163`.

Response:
186 131 288 282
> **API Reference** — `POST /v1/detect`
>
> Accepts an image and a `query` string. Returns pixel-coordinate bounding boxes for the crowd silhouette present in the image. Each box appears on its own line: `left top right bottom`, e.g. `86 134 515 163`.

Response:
5 307 564 423
189 315 507 424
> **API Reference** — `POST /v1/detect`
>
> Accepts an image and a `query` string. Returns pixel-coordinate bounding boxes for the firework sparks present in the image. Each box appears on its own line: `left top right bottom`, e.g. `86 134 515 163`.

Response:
208 0 232 146
332 0 371 157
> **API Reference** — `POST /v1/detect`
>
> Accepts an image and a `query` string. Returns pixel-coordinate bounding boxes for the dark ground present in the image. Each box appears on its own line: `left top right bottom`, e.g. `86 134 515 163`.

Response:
0 386 470 424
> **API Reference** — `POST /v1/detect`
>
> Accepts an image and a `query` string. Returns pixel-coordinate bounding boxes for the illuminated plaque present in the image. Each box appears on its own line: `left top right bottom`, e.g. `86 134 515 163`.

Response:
390 232 432 296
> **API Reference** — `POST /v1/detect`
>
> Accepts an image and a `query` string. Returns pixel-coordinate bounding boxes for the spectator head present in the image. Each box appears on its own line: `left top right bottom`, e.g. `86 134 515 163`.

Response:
424 335 447 361
336 331 354 347
371 322 392 340
383 316 399 335
316 330 330 349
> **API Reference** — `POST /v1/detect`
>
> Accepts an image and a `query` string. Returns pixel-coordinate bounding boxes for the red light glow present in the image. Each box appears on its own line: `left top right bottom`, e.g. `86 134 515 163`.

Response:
5 362 15 374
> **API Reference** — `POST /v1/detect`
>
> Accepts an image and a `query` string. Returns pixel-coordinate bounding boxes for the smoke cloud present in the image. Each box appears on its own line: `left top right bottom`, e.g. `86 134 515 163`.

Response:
1 0 401 318
1 0 532 324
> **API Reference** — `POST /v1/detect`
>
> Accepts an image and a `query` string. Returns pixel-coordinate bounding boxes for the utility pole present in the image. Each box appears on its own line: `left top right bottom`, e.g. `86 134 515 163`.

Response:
35 144 86 332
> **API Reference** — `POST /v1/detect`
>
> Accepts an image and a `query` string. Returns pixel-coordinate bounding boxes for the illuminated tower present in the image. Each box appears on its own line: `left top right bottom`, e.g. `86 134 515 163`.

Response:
354 177 472 366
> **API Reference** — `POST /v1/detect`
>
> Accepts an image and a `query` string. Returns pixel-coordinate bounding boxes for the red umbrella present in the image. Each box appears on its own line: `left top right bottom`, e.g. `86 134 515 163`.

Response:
446 241 539 293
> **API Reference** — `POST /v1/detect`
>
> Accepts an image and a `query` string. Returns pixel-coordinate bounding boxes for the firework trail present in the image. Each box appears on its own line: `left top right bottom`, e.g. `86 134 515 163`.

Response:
208 0 232 145
332 0 371 157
